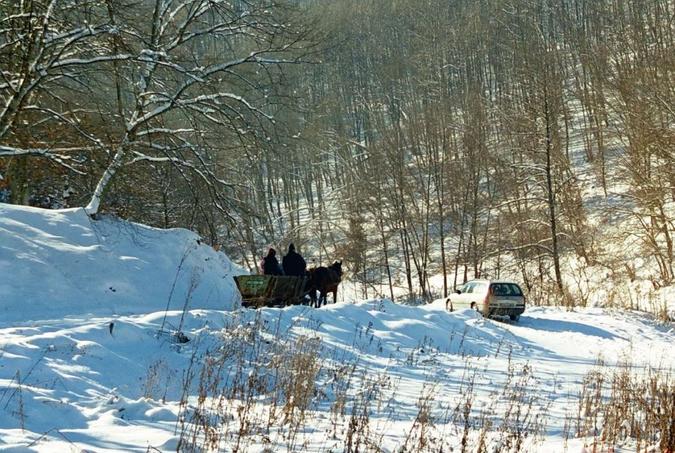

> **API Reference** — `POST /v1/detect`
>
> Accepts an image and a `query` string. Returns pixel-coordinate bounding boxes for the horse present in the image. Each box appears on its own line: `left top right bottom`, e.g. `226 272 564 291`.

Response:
307 261 342 308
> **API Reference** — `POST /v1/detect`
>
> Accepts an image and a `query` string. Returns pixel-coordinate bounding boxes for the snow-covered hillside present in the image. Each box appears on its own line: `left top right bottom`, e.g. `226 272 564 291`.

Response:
0 203 241 321
1 204 673 452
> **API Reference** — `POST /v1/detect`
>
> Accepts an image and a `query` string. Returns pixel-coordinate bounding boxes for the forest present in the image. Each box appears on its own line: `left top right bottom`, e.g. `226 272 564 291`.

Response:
1 0 673 308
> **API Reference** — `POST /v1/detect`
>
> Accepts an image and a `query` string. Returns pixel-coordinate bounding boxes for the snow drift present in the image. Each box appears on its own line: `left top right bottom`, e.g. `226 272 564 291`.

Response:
0 203 241 321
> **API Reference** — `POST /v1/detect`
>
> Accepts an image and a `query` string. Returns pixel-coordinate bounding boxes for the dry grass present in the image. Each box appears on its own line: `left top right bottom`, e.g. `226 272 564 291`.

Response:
156 300 673 452
576 361 674 452
167 315 557 452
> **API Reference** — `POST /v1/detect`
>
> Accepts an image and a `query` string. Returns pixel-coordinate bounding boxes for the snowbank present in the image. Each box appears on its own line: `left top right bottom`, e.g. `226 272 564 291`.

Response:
0 203 241 321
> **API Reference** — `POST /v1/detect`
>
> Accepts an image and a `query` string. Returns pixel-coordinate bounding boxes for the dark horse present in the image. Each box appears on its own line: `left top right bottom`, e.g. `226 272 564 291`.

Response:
307 261 342 308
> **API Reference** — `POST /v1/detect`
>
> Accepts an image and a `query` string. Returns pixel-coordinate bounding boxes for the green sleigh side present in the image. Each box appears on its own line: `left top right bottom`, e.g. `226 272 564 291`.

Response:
234 275 309 308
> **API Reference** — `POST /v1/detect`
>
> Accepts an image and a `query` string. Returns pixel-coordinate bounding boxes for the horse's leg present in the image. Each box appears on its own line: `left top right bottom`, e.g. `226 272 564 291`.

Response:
320 290 327 307
333 286 337 304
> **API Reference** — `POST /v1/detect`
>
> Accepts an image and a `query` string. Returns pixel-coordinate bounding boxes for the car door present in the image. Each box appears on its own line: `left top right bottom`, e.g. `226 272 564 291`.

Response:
469 282 489 311
449 282 475 310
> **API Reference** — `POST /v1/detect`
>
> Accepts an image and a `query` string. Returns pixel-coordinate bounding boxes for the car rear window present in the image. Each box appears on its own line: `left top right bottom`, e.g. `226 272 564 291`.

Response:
490 283 523 296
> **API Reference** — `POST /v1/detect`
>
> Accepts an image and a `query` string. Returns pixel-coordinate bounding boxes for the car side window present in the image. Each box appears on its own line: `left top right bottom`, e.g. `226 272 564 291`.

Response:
473 283 487 294
463 283 474 294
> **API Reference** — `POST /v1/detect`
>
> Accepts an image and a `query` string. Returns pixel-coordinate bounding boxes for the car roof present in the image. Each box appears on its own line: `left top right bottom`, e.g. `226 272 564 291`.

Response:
464 279 521 285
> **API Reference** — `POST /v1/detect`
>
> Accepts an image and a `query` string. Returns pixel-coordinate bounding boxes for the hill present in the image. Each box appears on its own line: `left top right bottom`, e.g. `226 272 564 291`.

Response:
0 203 241 322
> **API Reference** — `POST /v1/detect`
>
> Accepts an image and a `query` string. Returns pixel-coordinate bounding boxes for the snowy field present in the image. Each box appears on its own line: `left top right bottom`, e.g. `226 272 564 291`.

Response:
1 204 673 452
1 303 673 452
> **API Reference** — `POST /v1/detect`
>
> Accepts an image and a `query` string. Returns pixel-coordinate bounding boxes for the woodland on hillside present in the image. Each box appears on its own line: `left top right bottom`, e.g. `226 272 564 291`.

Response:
1 0 673 306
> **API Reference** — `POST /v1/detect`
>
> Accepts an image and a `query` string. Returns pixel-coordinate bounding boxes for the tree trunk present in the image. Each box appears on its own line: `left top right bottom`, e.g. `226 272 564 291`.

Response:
544 95 564 294
85 147 126 215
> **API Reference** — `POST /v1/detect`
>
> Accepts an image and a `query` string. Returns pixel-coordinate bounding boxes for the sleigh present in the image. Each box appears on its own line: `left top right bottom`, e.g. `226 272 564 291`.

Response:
234 275 309 308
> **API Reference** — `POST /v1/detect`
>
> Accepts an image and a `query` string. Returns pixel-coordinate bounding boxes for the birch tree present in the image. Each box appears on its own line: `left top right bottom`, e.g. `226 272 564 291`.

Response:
0 0 312 218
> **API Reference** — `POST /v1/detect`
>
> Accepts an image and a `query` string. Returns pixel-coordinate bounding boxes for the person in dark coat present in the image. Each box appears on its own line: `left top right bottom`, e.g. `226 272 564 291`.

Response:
262 248 283 275
282 243 307 277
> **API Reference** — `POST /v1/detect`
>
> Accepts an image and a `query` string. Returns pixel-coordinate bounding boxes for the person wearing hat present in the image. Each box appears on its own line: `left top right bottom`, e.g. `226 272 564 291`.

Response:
282 243 307 277
262 247 283 275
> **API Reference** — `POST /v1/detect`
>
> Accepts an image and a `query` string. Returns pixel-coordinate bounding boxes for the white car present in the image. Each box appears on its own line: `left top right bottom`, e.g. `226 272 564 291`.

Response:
445 279 526 321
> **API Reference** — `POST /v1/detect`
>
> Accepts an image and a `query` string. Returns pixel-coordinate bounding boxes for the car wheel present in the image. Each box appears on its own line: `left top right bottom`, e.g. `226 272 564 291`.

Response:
509 314 520 321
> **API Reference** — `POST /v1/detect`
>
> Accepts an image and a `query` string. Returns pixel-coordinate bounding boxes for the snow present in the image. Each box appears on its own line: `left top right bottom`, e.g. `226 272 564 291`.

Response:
1 301 673 451
0 203 241 321
1 204 673 451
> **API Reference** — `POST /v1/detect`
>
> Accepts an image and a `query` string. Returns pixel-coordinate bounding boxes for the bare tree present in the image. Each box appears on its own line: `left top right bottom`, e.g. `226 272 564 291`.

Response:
1 0 313 220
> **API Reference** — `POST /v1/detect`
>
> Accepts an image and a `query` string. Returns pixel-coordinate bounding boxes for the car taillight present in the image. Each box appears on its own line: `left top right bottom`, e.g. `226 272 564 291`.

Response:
483 294 490 312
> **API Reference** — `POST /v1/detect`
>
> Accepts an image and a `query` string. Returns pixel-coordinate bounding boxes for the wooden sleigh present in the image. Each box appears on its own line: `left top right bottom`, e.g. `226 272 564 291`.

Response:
234 275 308 308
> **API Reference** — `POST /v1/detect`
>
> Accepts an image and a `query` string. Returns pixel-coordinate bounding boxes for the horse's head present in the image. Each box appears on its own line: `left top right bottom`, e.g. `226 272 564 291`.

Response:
330 260 343 279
